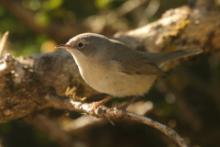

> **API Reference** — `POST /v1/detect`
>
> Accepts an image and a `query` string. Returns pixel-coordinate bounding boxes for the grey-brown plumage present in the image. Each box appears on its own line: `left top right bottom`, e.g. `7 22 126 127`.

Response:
63 33 201 97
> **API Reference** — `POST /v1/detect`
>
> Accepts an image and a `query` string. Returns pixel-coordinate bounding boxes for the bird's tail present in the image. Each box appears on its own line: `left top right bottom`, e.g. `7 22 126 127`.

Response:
155 49 203 64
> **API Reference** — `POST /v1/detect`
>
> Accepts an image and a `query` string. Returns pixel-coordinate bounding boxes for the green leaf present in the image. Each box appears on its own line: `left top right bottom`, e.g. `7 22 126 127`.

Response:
95 0 111 9
43 0 63 10
35 12 50 26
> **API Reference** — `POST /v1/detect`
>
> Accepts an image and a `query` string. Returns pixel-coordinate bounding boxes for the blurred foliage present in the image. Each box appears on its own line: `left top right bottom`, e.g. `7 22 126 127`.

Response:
0 0 186 56
0 0 220 147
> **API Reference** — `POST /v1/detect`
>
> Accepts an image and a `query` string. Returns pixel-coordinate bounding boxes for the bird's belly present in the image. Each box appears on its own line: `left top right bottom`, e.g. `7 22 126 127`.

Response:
82 69 157 97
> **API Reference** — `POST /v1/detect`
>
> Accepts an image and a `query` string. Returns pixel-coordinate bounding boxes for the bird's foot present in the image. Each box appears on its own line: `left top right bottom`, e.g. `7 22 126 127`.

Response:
91 96 112 109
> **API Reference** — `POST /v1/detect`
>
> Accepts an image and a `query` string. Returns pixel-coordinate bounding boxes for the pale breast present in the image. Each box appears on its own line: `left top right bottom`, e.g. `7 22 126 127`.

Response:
76 57 157 97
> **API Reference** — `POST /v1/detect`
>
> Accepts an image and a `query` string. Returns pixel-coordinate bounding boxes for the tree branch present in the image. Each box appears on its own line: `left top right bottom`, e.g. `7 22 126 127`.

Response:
46 95 188 147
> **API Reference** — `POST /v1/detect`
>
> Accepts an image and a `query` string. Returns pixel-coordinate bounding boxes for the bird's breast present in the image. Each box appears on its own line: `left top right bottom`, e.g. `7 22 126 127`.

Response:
76 58 157 97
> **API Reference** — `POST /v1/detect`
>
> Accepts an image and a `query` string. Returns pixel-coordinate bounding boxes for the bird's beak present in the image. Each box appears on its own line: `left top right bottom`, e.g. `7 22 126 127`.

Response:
56 44 72 50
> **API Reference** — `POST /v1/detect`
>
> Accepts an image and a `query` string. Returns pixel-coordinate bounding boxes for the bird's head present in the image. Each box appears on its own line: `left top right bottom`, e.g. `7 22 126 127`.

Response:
62 33 110 58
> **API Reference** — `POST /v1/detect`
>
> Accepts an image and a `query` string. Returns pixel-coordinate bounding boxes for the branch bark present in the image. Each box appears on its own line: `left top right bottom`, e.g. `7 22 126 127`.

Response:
46 95 188 147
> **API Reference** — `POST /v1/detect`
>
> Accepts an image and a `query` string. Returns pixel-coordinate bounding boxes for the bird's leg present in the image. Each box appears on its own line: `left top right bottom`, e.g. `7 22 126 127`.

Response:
91 95 112 109
90 95 116 125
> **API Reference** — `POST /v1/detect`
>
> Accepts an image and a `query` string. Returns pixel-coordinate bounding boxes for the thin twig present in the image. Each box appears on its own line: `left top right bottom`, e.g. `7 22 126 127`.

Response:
0 31 9 57
47 95 188 147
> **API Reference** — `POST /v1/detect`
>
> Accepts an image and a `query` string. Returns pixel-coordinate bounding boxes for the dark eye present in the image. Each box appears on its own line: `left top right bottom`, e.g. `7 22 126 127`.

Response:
77 42 84 48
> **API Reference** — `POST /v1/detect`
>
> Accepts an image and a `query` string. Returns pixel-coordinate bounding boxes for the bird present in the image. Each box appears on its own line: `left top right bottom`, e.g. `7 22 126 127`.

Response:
61 33 201 102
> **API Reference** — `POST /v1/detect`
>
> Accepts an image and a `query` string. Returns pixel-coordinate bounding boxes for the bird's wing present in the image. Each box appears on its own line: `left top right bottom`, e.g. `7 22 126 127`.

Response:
109 45 163 75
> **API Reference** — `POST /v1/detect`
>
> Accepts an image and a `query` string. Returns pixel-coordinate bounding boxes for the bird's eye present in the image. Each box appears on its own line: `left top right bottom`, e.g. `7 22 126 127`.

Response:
77 42 84 48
